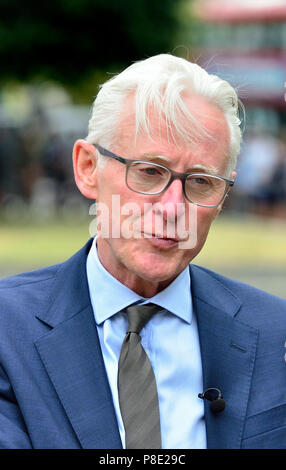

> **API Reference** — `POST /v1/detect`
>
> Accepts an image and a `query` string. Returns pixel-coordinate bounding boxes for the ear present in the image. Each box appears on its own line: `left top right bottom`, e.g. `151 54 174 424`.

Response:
213 170 236 218
73 139 98 199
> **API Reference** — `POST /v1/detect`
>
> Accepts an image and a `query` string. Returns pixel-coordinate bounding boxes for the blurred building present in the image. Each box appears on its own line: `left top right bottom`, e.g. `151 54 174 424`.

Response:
192 0 286 129
190 0 286 217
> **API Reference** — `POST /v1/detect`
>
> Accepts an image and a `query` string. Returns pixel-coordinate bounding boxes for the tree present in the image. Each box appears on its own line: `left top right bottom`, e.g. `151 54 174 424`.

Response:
0 0 183 83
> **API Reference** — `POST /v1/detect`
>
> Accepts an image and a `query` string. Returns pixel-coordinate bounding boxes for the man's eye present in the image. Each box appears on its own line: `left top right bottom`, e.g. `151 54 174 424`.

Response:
144 167 160 175
137 166 163 176
192 177 209 185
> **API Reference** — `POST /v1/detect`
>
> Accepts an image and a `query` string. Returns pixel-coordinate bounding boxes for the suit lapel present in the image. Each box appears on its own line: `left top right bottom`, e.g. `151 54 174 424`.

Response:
34 240 122 449
33 240 259 449
190 265 259 449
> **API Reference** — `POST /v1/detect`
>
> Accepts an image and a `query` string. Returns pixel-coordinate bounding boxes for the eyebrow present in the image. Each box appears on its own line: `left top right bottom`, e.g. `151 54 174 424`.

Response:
139 153 171 163
139 154 221 176
191 164 220 175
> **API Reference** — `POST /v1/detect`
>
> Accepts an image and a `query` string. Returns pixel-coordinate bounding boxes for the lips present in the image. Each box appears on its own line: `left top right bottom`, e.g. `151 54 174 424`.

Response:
144 233 176 241
141 232 188 249
144 232 189 242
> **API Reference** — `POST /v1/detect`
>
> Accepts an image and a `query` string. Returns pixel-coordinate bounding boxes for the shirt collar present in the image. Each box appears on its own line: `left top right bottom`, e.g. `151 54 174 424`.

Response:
86 237 193 325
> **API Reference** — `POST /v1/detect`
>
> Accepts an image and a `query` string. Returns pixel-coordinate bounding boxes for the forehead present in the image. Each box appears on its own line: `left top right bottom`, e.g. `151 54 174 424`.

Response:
115 92 230 168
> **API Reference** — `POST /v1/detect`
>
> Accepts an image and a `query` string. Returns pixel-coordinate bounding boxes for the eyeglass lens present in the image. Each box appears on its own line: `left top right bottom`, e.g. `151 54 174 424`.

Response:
127 161 227 206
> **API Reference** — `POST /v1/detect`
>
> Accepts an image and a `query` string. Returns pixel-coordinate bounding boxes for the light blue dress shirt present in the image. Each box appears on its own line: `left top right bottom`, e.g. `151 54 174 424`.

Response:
86 237 206 449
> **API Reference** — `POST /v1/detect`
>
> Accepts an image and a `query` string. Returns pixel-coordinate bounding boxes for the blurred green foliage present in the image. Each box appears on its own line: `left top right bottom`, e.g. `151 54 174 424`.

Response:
0 0 186 85
1 215 286 269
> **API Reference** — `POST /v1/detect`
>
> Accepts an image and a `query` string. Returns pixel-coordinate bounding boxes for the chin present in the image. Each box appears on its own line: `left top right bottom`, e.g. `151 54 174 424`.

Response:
130 255 182 284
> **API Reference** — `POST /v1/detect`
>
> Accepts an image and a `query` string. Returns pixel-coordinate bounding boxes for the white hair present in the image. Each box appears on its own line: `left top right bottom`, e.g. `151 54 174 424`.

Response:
86 54 242 176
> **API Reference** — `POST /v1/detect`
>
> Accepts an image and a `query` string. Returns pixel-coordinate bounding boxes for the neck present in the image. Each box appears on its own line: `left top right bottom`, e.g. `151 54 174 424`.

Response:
96 238 173 298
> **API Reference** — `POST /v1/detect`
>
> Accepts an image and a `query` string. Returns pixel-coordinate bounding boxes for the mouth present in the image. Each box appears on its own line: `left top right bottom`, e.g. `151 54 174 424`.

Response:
142 233 183 248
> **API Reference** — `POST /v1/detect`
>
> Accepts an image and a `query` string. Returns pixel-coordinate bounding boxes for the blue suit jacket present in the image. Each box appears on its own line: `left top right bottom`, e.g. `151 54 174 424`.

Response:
0 239 285 449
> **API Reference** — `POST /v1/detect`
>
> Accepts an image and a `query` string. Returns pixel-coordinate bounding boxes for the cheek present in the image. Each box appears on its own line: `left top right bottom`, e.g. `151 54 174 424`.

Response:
197 204 217 220
96 184 145 238
97 163 126 197
196 207 216 239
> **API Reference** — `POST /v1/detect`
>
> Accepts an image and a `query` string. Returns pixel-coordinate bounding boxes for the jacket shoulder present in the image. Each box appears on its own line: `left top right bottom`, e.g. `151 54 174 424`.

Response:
191 264 286 326
0 264 59 289
192 263 286 302
0 264 61 324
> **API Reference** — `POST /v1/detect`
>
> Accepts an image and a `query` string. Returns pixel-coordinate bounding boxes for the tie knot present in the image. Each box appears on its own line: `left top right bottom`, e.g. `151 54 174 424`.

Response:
126 304 159 334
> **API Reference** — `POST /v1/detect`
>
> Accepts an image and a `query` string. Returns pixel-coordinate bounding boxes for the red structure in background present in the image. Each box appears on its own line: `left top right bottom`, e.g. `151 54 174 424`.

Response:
194 0 286 23
193 0 286 110
191 1 286 218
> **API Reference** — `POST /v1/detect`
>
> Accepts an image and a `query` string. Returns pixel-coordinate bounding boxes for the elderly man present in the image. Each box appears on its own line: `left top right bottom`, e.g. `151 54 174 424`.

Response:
0 54 285 449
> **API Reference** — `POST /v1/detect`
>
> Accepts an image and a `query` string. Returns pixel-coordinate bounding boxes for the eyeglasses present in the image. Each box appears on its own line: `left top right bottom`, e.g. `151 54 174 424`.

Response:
94 144 234 208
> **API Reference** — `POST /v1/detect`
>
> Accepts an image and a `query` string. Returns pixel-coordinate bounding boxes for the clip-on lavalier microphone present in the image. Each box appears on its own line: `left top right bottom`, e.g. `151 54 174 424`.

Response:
198 387 226 413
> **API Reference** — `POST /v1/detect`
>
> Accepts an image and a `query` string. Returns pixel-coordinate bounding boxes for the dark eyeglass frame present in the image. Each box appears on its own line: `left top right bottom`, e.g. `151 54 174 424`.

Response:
94 144 234 208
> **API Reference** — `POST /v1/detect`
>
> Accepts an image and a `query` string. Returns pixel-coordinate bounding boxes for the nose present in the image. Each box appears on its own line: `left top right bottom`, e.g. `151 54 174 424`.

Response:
155 179 186 222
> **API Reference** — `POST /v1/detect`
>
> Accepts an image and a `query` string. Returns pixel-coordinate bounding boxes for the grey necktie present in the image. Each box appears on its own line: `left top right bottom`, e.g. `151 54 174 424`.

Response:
118 304 162 449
